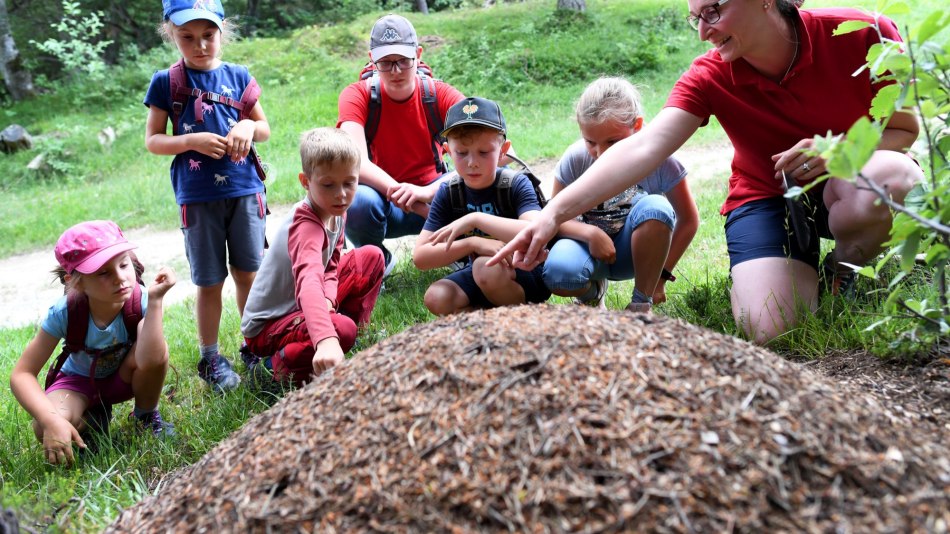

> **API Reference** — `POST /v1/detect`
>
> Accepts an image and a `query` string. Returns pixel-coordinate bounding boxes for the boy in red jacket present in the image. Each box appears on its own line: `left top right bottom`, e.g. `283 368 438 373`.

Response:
241 128 384 394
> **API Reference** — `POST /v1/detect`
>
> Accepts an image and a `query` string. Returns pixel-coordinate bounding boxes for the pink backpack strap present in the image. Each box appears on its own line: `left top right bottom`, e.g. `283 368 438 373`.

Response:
44 292 90 389
168 59 248 132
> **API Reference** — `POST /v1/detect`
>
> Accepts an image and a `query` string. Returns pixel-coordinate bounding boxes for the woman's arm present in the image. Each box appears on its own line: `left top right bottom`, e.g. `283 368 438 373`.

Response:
491 107 703 268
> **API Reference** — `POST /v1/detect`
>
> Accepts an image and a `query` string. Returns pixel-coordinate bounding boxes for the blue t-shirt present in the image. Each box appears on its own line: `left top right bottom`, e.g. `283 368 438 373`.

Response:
41 290 149 379
143 62 264 205
424 171 541 235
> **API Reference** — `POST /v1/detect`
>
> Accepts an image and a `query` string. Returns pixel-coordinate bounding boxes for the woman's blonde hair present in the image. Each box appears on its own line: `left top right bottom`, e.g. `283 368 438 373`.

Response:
575 77 643 127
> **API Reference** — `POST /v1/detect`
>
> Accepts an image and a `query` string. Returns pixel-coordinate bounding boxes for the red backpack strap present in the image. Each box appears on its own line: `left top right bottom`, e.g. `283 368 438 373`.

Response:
44 292 90 390
121 284 143 345
168 59 191 136
168 59 247 132
238 77 260 121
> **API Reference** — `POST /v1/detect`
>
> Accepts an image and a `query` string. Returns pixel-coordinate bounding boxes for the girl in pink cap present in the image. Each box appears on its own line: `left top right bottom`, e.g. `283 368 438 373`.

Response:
10 220 177 465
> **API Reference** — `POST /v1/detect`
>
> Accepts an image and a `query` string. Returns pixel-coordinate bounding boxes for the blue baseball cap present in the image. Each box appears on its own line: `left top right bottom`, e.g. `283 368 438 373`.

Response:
163 0 225 29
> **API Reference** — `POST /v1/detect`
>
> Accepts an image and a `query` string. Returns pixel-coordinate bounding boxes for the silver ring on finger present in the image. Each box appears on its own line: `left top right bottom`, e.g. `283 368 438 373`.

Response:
802 162 811 172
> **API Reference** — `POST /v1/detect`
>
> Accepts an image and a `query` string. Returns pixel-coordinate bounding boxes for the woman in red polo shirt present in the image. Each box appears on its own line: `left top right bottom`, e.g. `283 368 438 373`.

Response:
491 0 922 344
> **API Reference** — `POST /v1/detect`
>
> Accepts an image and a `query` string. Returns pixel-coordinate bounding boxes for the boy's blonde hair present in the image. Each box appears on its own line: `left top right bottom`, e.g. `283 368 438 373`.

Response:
299 128 360 177
575 77 643 127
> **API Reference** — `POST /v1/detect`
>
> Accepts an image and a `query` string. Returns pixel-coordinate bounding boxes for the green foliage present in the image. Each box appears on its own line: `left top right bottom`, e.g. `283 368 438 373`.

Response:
818 1 950 348
29 1 113 83
434 6 689 95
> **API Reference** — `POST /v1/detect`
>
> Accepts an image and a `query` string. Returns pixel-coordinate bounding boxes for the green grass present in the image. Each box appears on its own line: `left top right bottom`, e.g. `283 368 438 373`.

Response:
0 0 945 530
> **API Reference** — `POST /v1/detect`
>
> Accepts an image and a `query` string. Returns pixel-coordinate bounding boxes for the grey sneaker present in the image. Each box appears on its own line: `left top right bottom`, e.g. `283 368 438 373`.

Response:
130 410 176 438
382 248 397 278
239 343 261 370
198 353 241 393
574 279 608 309
625 301 653 314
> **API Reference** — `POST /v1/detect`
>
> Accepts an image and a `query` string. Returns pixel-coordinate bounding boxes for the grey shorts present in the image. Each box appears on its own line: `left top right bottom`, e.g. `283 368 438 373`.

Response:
180 193 267 286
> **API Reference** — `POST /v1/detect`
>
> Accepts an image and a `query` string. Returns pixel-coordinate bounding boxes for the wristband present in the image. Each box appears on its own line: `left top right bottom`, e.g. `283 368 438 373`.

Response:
661 268 676 282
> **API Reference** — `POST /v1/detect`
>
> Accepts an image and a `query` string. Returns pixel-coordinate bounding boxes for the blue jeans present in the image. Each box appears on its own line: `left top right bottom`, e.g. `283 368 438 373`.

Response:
542 194 675 291
344 185 426 260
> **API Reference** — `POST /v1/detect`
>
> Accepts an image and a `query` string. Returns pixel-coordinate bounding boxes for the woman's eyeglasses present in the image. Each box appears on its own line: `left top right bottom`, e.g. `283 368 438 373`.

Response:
687 0 731 30
375 57 415 72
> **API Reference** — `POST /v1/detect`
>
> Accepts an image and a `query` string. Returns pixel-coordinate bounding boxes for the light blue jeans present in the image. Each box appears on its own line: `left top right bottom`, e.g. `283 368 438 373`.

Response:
344 185 426 260
542 193 676 291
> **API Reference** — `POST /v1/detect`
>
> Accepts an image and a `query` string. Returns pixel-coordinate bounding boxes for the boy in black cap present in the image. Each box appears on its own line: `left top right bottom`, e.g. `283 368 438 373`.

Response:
412 97 550 315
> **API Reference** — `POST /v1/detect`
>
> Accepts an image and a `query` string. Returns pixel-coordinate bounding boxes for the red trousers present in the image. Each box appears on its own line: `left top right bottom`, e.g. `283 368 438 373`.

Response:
244 246 383 385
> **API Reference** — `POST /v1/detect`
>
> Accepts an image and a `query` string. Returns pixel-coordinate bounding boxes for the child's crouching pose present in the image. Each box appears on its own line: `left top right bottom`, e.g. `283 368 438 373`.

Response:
542 77 699 312
240 128 384 395
413 97 550 315
10 221 176 465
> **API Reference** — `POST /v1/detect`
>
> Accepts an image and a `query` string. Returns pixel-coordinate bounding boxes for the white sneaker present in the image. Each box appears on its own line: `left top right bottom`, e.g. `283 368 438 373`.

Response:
573 279 608 309
383 251 397 278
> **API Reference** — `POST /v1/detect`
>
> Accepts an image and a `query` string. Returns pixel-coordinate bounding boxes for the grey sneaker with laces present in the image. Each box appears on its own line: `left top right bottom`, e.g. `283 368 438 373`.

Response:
131 410 176 439
198 353 241 393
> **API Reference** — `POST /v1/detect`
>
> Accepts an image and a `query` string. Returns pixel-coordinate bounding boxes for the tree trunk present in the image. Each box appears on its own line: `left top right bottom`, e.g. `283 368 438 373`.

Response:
246 0 261 35
415 0 429 14
556 0 586 12
0 0 34 101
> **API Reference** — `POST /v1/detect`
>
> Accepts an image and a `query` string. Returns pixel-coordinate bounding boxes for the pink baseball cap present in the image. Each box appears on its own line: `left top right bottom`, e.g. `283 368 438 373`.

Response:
55 220 138 274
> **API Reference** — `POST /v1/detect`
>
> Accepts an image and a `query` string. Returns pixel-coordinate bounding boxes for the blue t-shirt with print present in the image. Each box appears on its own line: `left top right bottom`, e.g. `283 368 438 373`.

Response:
144 62 264 205
41 290 149 379
424 171 541 235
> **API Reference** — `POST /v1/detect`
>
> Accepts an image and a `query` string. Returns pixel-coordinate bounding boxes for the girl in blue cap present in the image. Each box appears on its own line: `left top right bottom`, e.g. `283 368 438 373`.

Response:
144 0 271 393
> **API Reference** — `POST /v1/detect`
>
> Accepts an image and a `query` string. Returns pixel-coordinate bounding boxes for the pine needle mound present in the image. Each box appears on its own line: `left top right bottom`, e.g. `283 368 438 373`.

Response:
109 305 950 533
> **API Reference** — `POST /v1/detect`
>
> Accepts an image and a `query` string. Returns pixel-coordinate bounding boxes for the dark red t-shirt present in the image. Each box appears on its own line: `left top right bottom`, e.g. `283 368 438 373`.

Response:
337 77 464 187
666 8 902 214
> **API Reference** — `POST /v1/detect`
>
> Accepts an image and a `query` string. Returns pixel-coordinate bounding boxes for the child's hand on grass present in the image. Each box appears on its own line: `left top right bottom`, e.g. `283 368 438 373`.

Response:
148 267 177 301
42 416 83 465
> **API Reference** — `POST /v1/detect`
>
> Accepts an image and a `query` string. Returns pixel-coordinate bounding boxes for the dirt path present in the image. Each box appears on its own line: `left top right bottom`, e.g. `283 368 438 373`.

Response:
0 142 733 330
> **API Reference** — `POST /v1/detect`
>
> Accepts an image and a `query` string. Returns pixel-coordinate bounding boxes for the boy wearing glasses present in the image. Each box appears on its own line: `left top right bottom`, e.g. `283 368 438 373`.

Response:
337 14 466 274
